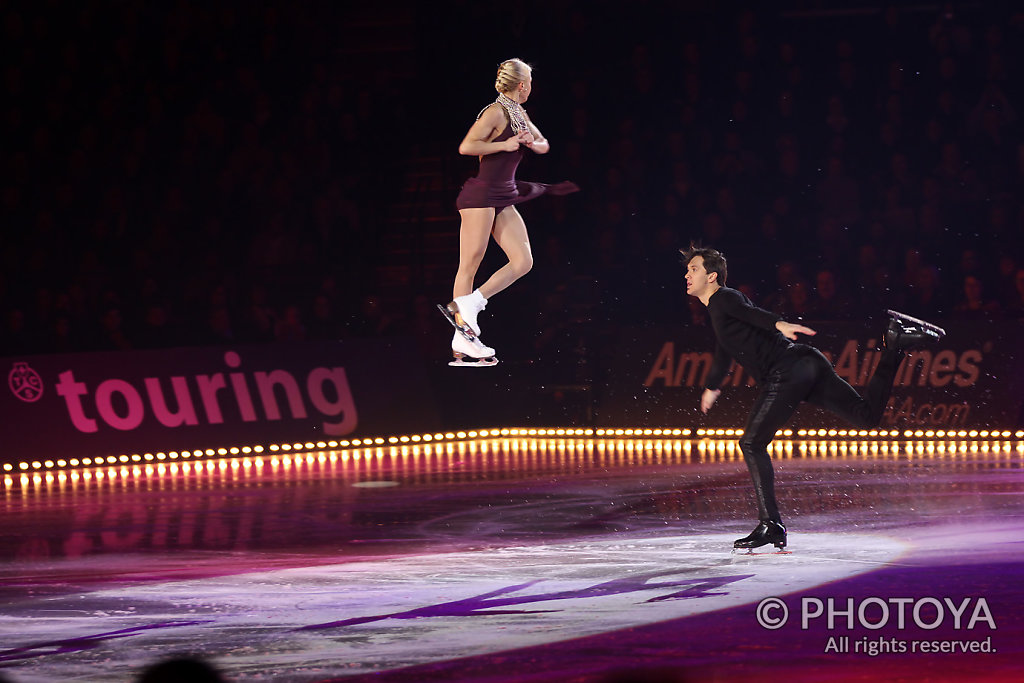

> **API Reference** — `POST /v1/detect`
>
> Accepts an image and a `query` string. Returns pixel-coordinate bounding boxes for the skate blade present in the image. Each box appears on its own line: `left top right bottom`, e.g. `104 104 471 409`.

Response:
449 357 498 367
437 303 478 342
886 309 946 338
733 547 792 556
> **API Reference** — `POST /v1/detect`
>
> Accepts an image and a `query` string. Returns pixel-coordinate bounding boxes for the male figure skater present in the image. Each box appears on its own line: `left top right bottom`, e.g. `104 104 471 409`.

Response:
682 246 945 550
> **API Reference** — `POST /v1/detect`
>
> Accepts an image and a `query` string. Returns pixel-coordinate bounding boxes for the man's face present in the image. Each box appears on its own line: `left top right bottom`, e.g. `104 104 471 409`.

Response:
685 255 715 297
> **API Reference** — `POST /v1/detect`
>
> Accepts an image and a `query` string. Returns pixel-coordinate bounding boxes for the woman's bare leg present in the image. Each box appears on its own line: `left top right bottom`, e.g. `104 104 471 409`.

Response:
453 207 496 299
477 206 533 299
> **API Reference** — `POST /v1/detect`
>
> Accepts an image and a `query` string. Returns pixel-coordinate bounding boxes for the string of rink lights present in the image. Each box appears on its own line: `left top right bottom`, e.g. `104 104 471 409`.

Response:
3 426 1023 482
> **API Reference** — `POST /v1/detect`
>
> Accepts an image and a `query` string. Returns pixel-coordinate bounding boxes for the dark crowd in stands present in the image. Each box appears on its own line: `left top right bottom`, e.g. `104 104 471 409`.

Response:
3 2 1024 359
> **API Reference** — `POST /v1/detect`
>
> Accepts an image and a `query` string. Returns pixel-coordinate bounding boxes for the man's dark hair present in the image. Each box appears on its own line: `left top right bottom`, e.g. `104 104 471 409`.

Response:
680 245 728 285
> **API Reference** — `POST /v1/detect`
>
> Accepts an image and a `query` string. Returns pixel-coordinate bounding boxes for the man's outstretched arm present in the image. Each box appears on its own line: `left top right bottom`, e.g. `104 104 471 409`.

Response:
775 321 816 340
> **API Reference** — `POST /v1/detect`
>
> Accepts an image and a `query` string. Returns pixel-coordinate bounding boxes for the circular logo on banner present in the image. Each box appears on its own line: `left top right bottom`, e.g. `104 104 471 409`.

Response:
9 362 44 402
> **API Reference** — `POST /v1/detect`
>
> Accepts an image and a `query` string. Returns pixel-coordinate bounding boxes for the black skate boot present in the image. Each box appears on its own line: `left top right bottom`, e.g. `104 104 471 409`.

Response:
884 310 946 352
734 520 787 550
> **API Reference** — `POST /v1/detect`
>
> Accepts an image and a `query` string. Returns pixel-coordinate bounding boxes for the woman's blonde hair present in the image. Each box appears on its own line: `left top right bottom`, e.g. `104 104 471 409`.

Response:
495 58 532 94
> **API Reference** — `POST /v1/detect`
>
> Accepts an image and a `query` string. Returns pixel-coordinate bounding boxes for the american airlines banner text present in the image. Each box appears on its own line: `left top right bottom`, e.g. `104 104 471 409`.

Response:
594 321 1024 430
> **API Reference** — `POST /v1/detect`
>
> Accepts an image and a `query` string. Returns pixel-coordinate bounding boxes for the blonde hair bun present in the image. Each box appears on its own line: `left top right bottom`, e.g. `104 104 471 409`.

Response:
495 58 532 94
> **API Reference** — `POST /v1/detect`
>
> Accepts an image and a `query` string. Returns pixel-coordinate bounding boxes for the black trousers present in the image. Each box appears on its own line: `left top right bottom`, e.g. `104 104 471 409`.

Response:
738 344 903 523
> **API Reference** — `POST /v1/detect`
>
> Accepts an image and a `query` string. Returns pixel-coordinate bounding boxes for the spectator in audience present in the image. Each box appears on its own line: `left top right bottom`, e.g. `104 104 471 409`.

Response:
905 265 946 320
1004 268 1024 319
136 655 224 683
952 275 1002 319
807 269 854 321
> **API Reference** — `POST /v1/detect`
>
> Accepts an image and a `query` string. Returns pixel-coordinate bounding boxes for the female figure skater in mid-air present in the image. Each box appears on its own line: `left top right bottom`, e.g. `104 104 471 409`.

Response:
438 58 578 367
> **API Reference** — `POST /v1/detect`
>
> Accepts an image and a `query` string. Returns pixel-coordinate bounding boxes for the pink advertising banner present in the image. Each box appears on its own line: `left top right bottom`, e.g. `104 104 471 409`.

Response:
1 338 439 464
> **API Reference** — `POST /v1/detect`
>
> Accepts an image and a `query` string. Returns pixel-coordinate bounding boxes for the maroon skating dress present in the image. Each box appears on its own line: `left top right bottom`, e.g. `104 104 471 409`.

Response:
455 110 579 213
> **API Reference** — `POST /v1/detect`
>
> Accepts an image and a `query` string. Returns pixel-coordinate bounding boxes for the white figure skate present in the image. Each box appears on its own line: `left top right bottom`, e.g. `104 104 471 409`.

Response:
437 290 487 341
449 332 497 367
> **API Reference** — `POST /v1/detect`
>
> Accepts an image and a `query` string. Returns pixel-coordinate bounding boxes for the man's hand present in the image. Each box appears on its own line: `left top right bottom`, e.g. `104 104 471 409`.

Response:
776 321 816 340
701 388 721 414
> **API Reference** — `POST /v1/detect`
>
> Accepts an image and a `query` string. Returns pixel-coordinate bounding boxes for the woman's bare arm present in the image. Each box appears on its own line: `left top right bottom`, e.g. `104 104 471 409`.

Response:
524 115 549 154
458 104 522 156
